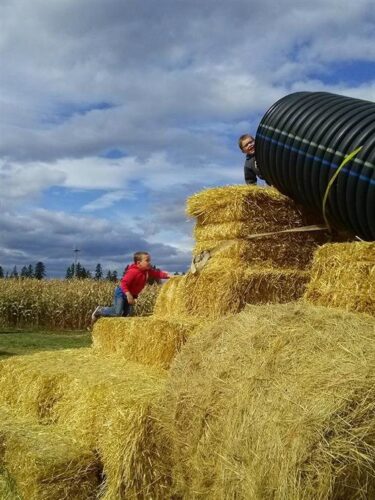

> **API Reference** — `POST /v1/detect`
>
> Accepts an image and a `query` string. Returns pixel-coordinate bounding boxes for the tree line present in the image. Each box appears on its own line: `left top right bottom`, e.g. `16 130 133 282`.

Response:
0 262 120 281
0 262 46 280
0 262 183 280
65 263 119 281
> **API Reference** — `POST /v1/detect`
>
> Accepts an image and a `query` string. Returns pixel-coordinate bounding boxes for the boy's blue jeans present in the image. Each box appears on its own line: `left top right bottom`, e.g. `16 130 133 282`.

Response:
97 286 132 317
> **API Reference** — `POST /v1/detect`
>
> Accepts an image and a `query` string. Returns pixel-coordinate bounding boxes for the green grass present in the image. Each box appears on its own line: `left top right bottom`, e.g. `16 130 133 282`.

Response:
0 327 92 359
0 466 21 499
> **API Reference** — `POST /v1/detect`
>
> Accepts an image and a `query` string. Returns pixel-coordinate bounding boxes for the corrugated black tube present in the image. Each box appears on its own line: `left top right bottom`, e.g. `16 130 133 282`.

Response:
255 91 375 241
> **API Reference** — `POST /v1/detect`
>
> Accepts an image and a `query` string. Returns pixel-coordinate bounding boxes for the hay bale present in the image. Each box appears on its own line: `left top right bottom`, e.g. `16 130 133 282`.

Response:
156 303 375 499
0 350 82 423
97 390 170 500
194 229 329 269
47 372 168 499
48 359 167 499
304 242 375 316
133 283 161 316
154 261 309 321
241 266 309 305
92 316 204 369
0 407 99 500
194 220 269 241
153 275 189 318
0 349 165 428
0 350 168 498
186 185 323 229
158 261 308 320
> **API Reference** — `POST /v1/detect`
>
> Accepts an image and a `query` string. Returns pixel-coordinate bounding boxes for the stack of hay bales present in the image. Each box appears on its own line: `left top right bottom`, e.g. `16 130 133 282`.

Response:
190 185 329 268
155 185 332 320
0 349 169 499
154 302 375 499
0 184 371 499
93 185 331 365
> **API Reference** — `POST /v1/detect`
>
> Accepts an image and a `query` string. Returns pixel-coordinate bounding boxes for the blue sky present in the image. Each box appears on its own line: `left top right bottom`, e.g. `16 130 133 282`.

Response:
0 0 374 277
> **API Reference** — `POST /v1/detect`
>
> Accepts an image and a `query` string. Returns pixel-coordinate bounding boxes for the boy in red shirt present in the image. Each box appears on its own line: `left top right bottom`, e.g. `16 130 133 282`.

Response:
92 251 171 323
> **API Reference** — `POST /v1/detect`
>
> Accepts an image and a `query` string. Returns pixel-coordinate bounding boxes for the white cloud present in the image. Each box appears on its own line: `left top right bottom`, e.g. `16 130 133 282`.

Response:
0 0 374 274
1 152 238 206
0 161 66 202
82 190 132 211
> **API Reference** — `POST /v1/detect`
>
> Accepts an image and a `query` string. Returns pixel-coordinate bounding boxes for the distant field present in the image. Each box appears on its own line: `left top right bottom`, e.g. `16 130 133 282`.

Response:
0 279 160 331
0 327 91 359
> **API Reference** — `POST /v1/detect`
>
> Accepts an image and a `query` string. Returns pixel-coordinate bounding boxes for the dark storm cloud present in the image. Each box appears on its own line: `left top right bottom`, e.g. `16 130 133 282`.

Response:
0 210 191 276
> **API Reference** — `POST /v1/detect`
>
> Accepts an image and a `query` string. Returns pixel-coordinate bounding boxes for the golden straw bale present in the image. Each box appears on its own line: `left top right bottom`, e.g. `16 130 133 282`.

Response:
0 349 165 427
194 229 329 269
304 241 375 316
241 266 309 305
0 407 99 500
51 359 164 440
92 316 204 369
186 185 322 229
194 220 331 248
156 303 375 499
169 261 309 320
0 350 168 498
153 275 190 318
0 350 83 423
50 361 167 499
194 220 290 241
133 283 161 316
97 390 170 500
154 262 308 320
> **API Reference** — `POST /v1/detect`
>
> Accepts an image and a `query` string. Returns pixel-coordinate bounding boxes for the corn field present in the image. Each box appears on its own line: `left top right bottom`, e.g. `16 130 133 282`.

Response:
0 279 161 330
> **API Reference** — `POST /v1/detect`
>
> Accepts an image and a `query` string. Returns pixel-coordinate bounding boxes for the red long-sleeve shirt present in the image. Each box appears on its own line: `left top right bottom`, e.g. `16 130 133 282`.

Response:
120 264 169 297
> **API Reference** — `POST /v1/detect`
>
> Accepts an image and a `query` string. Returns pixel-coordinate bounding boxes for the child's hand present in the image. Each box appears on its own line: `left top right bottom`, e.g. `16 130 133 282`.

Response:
126 292 135 304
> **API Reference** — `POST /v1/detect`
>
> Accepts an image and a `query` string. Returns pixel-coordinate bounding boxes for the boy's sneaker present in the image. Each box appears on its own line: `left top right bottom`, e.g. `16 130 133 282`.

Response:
91 306 101 328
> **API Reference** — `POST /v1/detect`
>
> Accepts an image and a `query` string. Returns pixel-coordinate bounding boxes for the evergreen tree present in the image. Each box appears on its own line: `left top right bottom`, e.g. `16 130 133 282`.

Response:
27 264 34 278
10 266 18 278
75 262 83 278
73 263 90 279
78 265 91 279
34 261 46 280
105 270 118 282
20 266 29 278
94 263 103 280
66 262 91 279
65 264 74 279
0 266 4 278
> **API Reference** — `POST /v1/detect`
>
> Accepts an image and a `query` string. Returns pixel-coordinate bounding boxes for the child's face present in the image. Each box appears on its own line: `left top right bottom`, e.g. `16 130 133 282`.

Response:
138 255 151 270
241 137 255 155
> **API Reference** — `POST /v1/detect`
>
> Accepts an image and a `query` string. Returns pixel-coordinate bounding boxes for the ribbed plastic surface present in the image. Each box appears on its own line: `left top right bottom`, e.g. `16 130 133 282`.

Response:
255 91 375 241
